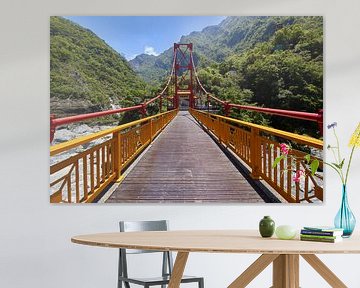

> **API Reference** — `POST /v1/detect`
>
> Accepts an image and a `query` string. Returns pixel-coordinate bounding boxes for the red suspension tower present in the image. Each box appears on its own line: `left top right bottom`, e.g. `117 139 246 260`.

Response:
173 43 195 109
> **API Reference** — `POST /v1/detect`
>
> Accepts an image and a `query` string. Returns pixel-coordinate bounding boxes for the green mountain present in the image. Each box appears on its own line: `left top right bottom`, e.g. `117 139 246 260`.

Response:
50 16 323 136
128 16 280 83
131 16 322 83
50 16 149 118
130 16 323 136
129 49 173 85
196 16 323 136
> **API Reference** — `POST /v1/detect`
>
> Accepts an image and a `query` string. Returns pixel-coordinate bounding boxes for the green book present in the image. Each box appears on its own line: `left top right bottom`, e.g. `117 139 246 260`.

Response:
300 234 340 240
300 236 343 243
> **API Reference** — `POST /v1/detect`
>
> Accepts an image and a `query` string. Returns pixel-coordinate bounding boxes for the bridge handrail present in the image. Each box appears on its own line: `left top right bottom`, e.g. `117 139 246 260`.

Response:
50 103 153 143
228 103 322 122
50 110 175 156
50 109 178 203
190 108 323 203
190 51 323 133
204 111 323 149
50 56 177 143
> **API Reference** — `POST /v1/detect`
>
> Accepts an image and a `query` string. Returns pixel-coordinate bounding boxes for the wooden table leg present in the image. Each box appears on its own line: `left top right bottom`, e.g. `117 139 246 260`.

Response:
168 252 189 288
228 254 279 288
272 254 299 288
301 254 347 288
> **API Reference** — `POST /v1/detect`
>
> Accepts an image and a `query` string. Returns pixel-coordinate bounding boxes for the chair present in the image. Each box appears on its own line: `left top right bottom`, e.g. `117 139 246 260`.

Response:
118 220 204 288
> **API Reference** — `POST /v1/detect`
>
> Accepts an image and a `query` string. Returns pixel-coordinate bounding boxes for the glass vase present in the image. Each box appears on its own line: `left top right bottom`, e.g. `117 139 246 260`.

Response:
334 185 356 237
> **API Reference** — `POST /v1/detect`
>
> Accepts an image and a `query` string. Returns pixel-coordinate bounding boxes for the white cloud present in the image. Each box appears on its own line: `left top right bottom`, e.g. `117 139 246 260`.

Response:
144 46 159 56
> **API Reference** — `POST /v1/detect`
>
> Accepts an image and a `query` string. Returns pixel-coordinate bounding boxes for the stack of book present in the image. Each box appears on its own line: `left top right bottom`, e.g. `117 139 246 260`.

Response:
300 226 344 243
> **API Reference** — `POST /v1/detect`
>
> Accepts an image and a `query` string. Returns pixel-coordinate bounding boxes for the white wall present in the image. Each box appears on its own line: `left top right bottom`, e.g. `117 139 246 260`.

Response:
1 0 360 287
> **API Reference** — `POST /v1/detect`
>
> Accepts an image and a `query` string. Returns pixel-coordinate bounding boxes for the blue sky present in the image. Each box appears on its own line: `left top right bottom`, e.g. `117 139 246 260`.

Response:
65 16 226 60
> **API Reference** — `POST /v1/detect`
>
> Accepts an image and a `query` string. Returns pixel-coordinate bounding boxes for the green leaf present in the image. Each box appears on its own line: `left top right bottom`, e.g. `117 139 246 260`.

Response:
339 159 345 169
332 161 344 169
310 159 320 176
272 155 285 168
304 154 311 164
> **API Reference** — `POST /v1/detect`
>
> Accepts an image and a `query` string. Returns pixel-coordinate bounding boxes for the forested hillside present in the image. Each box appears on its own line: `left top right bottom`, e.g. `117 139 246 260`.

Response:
50 16 149 118
200 17 323 135
50 16 323 135
131 16 323 136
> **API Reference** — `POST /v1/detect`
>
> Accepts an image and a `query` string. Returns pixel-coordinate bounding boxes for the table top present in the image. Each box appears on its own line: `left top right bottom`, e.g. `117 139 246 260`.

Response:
71 230 360 254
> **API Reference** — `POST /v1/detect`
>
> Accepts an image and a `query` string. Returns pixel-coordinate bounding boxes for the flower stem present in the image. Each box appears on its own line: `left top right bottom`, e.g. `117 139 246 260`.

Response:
333 128 345 183
325 162 345 184
330 147 339 164
345 145 356 185
333 128 342 163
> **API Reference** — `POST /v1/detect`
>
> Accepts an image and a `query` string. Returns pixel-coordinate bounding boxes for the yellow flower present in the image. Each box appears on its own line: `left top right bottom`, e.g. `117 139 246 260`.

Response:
349 122 360 147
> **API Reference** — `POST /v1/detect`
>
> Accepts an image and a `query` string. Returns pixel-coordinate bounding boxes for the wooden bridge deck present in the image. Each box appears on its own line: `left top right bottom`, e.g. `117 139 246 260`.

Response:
105 111 266 203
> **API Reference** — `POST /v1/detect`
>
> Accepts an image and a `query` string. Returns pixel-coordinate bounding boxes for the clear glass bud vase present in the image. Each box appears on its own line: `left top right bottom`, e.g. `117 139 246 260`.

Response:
334 185 356 237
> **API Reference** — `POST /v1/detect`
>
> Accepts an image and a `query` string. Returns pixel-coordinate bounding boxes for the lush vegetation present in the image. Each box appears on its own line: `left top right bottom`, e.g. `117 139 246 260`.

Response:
132 16 323 136
51 16 323 136
199 17 323 136
129 51 173 86
50 16 151 120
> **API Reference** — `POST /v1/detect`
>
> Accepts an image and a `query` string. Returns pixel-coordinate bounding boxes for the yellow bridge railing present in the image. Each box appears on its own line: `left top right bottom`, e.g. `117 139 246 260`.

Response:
50 109 178 203
190 108 323 203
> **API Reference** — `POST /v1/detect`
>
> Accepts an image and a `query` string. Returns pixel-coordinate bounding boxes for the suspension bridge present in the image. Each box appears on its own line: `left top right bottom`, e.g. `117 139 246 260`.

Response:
50 43 324 204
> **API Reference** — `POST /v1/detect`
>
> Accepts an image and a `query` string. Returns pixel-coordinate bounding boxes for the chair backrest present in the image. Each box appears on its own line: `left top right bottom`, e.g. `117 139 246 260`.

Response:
119 220 169 254
118 220 174 283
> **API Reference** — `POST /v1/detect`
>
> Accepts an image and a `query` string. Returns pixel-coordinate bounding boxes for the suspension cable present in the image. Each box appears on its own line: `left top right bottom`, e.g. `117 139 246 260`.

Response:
190 51 208 95
50 51 177 142
190 48 323 133
159 54 176 96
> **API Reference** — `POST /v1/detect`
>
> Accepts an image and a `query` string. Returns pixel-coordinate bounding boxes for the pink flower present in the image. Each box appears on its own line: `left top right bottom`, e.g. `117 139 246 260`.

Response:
293 170 305 183
280 143 290 155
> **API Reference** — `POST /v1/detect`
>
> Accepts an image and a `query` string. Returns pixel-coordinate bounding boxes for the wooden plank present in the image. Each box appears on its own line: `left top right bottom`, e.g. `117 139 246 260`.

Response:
280 156 284 191
106 142 111 176
96 149 100 188
90 152 94 194
295 161 300 202
301 254 347 288
75 161 80 203
67 174 72 203
101 146 105 183
288 255 300 288
273 254 285 287
107 111 266 203
168 252 189 288
273 254 299 288
228 254 279 288
84 173 116 203
72 230 360 255
273 145 278 187
83 155 88 199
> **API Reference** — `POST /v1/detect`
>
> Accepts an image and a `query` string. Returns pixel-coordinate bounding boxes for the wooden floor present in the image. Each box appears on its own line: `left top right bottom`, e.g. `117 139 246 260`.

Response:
105 111 265 203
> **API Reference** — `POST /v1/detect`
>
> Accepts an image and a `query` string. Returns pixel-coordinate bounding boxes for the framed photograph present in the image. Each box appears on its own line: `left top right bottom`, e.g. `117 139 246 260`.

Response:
50 16 323 204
